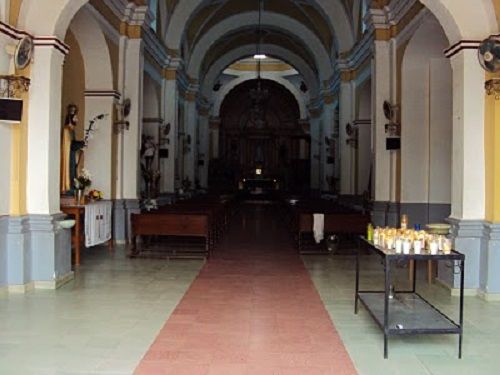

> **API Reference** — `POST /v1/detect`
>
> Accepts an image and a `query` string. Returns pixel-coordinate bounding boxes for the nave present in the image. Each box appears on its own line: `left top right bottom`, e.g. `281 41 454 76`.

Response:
2 203 500 374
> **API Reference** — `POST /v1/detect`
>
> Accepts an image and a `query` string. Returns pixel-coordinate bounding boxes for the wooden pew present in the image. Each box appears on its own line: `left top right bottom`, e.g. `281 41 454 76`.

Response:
130 212 212 258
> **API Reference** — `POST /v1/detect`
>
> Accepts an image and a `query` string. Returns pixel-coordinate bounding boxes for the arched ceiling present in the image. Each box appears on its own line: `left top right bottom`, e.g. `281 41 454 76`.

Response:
196 27 318 81
164 0 356 54
162 0 358 103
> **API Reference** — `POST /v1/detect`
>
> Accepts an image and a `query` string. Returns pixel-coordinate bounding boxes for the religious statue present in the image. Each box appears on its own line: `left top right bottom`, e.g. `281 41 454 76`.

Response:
141 135 157 171
60 104 85 194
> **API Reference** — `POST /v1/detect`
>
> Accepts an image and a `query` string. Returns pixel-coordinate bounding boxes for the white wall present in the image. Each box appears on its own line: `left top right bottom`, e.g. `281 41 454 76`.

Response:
0 34 11 215
401 16 452 204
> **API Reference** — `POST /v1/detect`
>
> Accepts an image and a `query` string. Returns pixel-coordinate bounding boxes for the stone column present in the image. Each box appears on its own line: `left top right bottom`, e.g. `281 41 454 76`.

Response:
371 39 393 226
84 93 116 199
160 67 179 193
321 101 335 192
198 110 210 188
209 117 221 160
114 38 143 242
23 45 72 289
309 108 322 192
438 49 487 292
339 79 356 195
183 90 198 186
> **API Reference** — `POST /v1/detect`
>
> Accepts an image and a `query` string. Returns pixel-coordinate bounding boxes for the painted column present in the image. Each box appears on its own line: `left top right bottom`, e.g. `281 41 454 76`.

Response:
114 37 143 242
339 79 356 195
483 76 500 299
198 110 210 188
309 108 322 191
209 117 221 160
321 101 335 192
23 45 72 289
122 38 143 200
160 68 179 193
183 90 198 187
439 49 487 292
371 39 392 225
84 94 116 199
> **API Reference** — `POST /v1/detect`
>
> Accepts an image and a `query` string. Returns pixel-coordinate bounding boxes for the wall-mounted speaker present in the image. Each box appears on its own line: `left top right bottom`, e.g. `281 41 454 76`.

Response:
0 98 23 123
386 137 400 150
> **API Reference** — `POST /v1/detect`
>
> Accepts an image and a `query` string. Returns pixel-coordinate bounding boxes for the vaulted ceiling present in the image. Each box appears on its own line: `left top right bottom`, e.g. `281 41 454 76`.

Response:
161 0 363 97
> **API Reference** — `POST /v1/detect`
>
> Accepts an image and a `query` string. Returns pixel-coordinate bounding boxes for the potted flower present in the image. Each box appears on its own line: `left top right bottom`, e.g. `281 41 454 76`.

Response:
87 189 103 201
74 169 92 204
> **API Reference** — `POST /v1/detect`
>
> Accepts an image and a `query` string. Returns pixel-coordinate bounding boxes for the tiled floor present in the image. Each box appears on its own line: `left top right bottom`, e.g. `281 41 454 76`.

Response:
0 247 204 374
303 254 500 375
1 204 500 375
134 205 356 374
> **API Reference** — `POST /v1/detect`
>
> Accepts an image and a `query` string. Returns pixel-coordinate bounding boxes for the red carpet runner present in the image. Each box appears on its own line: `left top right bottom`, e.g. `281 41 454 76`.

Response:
135 205 357 374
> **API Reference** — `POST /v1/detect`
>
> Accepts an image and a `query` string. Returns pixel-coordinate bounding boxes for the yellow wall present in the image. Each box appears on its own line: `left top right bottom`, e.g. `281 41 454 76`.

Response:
485 73 500 222
9 0 22 26
62 30 86 139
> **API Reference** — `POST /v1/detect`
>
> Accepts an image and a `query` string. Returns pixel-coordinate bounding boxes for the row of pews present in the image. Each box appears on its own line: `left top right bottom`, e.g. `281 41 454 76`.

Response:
130 195 235 259
284 198 370 253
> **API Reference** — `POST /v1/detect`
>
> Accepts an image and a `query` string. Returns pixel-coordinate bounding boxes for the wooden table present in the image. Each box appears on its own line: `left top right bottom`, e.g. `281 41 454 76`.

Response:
61 205 85 266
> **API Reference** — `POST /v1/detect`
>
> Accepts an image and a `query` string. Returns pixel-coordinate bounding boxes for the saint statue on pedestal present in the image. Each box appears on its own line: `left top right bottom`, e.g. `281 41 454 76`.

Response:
61 104 85 194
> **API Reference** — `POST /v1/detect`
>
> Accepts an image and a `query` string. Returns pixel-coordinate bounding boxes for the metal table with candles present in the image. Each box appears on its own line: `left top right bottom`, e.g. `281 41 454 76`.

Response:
355 236 465 359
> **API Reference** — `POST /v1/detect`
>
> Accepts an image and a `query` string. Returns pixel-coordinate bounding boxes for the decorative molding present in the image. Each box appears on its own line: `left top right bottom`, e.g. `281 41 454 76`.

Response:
444 40 481 59
34 271 74 290
84 90 121 100
143 117 164 124
0 21 69 55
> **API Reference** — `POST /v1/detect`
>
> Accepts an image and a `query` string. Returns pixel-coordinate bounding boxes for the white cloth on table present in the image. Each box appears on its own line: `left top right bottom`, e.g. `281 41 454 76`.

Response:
85 201 112 247
313 213 324 244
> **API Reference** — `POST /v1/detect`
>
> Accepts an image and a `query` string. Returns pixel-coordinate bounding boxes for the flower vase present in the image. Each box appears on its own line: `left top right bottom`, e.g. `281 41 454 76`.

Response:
75 189 84 205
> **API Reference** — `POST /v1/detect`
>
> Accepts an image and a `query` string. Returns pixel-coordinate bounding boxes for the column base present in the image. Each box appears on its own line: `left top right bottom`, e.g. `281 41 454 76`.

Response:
439 218 484 290
387 202 400 227
481 222 500 295
371 201 388 226
0 214 72 293
113 199 140 243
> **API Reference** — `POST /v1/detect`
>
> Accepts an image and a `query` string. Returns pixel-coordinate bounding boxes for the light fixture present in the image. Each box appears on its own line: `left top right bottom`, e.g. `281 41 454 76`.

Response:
253 0 265 60
485 78 500 100
249 0 269 130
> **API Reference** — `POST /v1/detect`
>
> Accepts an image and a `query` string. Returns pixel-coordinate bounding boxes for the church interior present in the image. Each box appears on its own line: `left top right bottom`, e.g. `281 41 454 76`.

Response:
1 0 500 373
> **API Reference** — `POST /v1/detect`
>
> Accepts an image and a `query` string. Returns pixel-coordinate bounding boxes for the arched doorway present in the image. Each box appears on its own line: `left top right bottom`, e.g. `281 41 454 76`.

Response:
212 79 309 192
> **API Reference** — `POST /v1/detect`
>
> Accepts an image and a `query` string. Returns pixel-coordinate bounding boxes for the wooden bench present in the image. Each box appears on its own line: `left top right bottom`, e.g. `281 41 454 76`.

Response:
130 212 212 258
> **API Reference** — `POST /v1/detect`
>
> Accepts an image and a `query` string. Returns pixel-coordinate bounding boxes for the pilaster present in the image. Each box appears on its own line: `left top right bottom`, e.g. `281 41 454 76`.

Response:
339 80 356 194
84 93 117 199
161 72 179 193
481 223 500 299
448 49 486 221
439 218 484 293
26 45 66 214
121 38 144 200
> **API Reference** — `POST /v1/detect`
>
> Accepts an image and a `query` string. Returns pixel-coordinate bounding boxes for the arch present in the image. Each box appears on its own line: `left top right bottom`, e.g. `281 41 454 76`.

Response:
419 0 497 43
401 15 452 223
19 0 88 39
69 6 113 91
187 12 332 81
165 0 355 53
213 74 307 120
201 44 319 99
